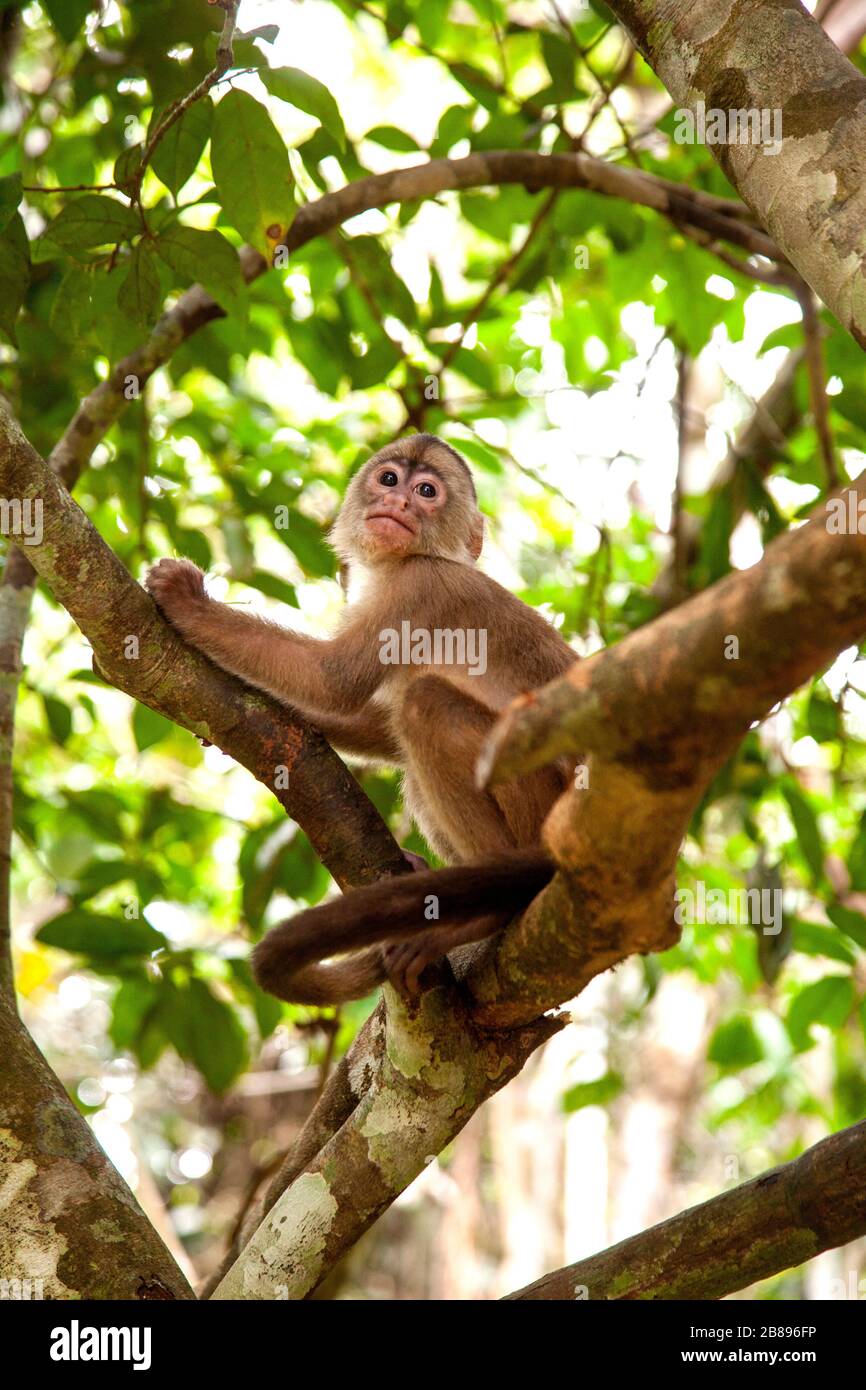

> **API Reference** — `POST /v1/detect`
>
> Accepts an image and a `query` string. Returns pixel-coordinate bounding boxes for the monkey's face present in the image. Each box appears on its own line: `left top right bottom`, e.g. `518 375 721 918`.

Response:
331 435 483 568
360 455 448 554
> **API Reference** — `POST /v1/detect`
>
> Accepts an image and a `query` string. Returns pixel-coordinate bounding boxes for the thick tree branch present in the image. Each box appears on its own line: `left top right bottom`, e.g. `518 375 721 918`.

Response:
210 989 560 1299
465 482 866 1025
606 0 866 347
0 994 194 1299
507 1118 866 1300
479 485 866 790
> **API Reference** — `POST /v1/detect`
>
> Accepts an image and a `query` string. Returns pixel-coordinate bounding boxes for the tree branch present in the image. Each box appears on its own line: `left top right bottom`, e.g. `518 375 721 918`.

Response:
210 990 560 1299
0 994 194 1299
464 481 866 1025
605 0 866 348
507 1118 866 1299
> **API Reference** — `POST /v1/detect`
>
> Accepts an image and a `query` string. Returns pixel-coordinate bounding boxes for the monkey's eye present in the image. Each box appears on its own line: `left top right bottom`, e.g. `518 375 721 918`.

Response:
416 482 437 499
379 470 399 487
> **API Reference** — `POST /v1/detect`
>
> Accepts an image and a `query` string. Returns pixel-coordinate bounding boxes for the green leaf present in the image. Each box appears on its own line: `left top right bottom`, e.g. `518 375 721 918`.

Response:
43 694 72 746
781 783 825 884
154 224 246 320
250 570 299 607
36 909 167 957
278 510 335 577
44 195 139 252
363 125 421 153
0 172 22 234
187 978 248 1092
42 0 94 42
454 437 504 474
343 234 416 323
708 1014 763 1068
48 262 138 359
73 861 136 902
787 976 854 1050
210 89 294 253
261 66 346 150
562 1072 623 1112
806 687 840 743
827 904 866 950
540 32 576 101
118 242 161 326
790 919 855 965
847 810 866 891
430 105 474 157
110 977 159 1048
226 958 282 1039
151 99 213 196
113 143 143 193
0 212 30 344
132 703 175 752
133 1017 168 1070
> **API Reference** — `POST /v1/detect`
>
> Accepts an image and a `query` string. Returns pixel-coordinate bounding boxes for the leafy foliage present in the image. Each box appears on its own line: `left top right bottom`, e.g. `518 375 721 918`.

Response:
1 0 864 1204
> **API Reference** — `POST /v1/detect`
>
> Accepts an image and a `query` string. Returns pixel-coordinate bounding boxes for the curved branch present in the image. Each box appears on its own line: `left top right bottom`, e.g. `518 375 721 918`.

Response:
507 1118 866 1300
281 150 779 261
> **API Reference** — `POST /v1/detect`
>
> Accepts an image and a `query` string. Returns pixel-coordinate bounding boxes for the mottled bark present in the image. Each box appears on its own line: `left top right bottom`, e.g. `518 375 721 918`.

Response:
211 987 559 1299
508 1118 866 1299
607 0 866 345
0 995 193 1299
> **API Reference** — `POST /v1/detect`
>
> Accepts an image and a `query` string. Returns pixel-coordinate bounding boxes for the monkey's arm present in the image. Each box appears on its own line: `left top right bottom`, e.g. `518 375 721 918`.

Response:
145 559 384 716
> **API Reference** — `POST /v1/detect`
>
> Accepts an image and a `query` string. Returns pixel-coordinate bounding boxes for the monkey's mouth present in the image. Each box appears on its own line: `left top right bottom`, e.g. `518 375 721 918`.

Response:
365 512 417 538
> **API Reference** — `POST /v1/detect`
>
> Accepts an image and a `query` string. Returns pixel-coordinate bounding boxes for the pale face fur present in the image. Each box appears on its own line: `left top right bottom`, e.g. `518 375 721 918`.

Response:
330 434 483 575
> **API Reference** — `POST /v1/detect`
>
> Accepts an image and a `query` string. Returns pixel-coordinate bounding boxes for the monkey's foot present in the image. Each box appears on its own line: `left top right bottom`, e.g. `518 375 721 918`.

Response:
384 930 450 998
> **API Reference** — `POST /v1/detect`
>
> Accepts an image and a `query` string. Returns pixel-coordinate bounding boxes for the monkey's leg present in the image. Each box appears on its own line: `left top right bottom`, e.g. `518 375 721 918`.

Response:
314 706 402 763
385 676 558 995
399 675 560 859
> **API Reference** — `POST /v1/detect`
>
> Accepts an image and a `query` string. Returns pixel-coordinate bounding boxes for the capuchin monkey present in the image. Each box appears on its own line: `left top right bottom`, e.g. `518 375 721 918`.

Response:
146 433 577 1004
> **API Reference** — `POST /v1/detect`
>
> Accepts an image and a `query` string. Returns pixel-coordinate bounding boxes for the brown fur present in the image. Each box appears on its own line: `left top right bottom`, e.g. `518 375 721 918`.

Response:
146 434 577 1003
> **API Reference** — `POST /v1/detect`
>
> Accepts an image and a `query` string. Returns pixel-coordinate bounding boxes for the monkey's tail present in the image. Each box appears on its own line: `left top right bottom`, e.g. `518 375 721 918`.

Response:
251 850 554 1006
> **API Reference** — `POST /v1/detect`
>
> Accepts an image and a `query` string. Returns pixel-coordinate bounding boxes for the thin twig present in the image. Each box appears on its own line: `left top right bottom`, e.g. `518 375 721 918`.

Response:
439 190 559 376
133 0 241 196
796 284 838 487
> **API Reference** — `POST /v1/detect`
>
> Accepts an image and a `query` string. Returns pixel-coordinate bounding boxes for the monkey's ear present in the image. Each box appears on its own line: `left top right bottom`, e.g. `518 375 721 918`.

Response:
468 514 484 561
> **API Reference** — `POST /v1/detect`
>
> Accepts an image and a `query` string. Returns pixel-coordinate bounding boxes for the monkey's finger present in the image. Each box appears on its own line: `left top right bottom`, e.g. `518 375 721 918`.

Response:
383 940 429 999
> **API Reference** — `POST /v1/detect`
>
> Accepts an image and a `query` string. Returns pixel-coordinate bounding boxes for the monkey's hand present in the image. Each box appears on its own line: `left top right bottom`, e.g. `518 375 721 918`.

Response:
383 927 457 998
383 913 505 998
146 558 208 630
